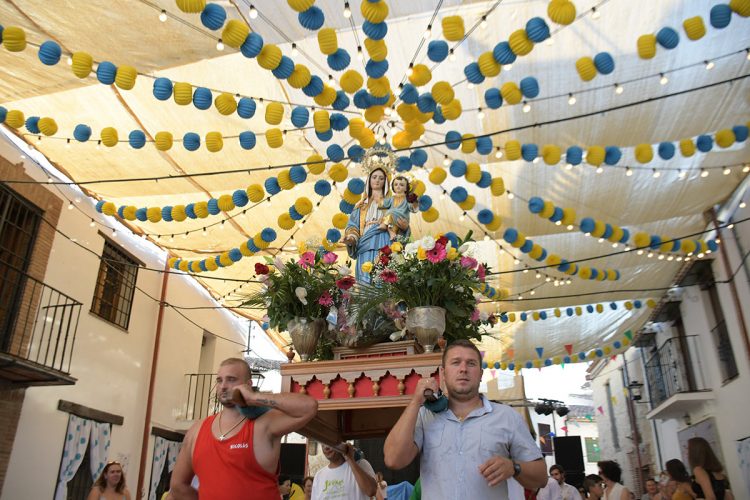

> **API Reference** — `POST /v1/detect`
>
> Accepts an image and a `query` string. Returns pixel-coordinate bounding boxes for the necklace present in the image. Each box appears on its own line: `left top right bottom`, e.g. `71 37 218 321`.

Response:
217 412 246 441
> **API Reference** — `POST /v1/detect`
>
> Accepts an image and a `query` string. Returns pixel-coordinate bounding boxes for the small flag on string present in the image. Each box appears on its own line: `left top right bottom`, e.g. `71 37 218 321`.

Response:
490 369 496 379
560 426 568 433
622 387 629 397
572 420 580 427
597 406 604 415
564 344 574 355
611 355 618 361
586 414 594 422
506 348 514 359
611 396 617 405
624 330 633 340
535 347 544 358
480 351 486 359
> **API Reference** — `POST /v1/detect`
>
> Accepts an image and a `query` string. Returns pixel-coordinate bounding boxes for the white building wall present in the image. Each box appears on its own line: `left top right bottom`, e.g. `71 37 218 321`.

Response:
0 138 285 499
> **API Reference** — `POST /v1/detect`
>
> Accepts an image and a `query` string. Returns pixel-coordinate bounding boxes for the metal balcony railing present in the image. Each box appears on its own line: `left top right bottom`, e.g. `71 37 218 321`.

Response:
0 261 82 378
644 335 708 408
184 373 220 421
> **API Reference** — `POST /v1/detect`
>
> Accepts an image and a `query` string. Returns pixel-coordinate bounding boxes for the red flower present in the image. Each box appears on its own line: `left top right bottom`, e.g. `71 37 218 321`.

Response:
407 192 418 203
254 263 270 275
380 245 392 256
381 269 398 283
379 254 391 266
318 291 334 307
336 276 356 290
437 235 449 247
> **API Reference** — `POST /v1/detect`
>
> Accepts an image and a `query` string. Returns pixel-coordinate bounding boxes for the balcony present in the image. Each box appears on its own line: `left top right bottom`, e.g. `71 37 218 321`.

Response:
645 336 713 420
0 263 82 387
182 370 267 421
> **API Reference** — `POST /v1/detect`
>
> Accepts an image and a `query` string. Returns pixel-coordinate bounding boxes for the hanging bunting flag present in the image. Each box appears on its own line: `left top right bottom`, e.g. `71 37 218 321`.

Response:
560 426 568 433
611 396 617 405
548 432 555 438
564 344 574 355
506 348 514 359
597 406 604 415
535 347 544 358
624 330 633 340
490 369 496 379
586 414 594 422
480 350 486 359
622 387 629 396
611 355 618 361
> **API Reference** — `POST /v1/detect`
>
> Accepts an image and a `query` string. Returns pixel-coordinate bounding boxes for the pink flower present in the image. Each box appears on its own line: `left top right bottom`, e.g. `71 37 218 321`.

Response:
336 276 356 290
471 309 481 322
322 252 338 264
381 269 398 283
318 291 334 307
477 264 486 281
426 244 447 263
299 251 315 269
460 256 477 269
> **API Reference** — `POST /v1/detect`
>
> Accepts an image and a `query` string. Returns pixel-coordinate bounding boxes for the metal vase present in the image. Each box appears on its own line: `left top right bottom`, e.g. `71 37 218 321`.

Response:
288 317 326 361
405 306 446 353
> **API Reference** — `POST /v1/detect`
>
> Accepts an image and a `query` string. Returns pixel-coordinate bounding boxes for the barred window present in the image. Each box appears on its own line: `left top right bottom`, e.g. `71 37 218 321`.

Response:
91 239 139 330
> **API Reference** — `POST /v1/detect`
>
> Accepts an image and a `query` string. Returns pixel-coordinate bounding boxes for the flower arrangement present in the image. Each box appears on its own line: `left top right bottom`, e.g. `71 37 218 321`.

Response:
351 232 494 343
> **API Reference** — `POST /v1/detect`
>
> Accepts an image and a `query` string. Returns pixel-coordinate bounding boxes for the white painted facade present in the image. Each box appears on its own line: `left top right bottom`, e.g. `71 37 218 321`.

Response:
0 135 285 499
590 190 750 499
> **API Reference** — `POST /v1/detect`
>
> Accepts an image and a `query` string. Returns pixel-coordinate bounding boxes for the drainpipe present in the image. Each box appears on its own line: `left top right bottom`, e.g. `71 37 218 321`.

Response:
710 209 750 362
136 260 171 498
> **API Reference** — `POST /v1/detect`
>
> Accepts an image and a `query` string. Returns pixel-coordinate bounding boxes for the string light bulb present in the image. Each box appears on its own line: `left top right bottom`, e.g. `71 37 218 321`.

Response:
659 73 668 85
700 168 709 178
357 46 364 60
449 49 456 62
343 2 351 18
522 101 531 113
495 147 503 159
443 155 450 166
159 10 167 22
739 201 747 208
677 169 686 179
743 165 750 173
615 83 624 94
424 25 432 39
291 43 299 57
249 4 258 18
477 108 485 120
504 64 513 71
459 212 466 222
591 6 600 19
595 166 603 174
480 16 488 29
67 202 74 210
705 60 714 70
507 192 515 200
652 168 661 178
216 39 224 51
568 93 576 105
89 219 96 228
625 167 633 176
723 167 731 175
407 63 414 76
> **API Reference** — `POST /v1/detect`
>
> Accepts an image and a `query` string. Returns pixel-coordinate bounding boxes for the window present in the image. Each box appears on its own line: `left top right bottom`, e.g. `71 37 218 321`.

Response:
91 239 139 330
605 382 620 450
585 437 601 462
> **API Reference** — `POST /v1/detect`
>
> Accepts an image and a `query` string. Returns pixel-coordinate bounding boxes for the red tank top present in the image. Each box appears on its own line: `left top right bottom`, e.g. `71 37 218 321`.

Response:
192 413 279 499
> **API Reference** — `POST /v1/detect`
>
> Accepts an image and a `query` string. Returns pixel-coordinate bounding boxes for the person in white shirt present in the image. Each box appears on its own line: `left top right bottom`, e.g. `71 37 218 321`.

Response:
537 464 582 500
311 443 377 500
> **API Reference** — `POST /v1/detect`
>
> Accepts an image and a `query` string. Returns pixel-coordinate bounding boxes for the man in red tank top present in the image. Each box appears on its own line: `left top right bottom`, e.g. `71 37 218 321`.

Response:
170 358 318 499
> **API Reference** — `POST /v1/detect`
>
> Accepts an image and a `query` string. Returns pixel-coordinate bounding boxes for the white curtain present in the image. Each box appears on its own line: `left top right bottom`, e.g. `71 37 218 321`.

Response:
89 421 112 481
54 415 92 500
149 437 182 500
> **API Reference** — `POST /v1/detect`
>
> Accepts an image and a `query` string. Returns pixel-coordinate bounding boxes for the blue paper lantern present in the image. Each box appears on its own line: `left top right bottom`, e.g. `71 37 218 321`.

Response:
199 261 208 272
327 144 345 162
540 311 548 320
634 300 642 309
476 136 493 155
427 40 449 62
732 125 749 142
544 358 552 366
236 97 256 118
550 207 564 223
238 131 256 150
96 61 117 85
521 143 538 162
228 248 242 262
0 107 6 124
485 88 502 109
153 78 173 101
264 177 281 195
271 56 295 79
184 204 197 219
369 93 389 106
289 165 307 184
316 129 333 142
332 91 350 111
117 206 126 218
362 20 388 40
128 130 146 149
347 178 365 195
449 159 467 177
25 116 40 134
520 77 540 98
508 362 515 370
444 232 459 248
604 146 622 165
418 195 433 212
290 106 309 128
710 4 732 29
247 240 259 253
353 89 371 109
594 52 615 74
563 356 571 364
161 206 174 222
410 149 428 166
136 208 148 221
396 156 412 172
348 145 365 162
339 200 354 214
73 124 92 142
289 206 303 221
566 308 574 316
432 107 445 124
707 240 719 252
399 84 418 104
38 40 62 65
525 17 550 42
528 197 544 213
207 199 221 215
200 3 227 30
503 228 519 243
477 171 492 188
450 186 468 203
464 62 485 84
302 75 324 97
240 32 264 58
327 228 341 242
696 134 713 152
330 113 349 131
327 48 351 71
445 131 462 150
558 260 571 273
298 6 324 30
586 305 594 314
658 142 675 160
365 59 389 78
602 224 613 239
477 209 494 224
656 27 680 49
525 361 533 369
192 87 213 110
620 228 630 244
580 218 595 233
520 239 533 253
566 146 583 165
261 228 277 242
417 93 437 113
521 313 528 321
493 41 516 65
313 180 332 197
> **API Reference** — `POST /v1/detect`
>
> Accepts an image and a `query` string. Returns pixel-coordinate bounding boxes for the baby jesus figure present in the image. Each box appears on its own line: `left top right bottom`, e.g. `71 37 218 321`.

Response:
379 175 419 240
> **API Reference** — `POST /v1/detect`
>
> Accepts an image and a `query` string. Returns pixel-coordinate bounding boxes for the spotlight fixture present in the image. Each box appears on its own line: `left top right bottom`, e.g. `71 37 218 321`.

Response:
556 406 570 417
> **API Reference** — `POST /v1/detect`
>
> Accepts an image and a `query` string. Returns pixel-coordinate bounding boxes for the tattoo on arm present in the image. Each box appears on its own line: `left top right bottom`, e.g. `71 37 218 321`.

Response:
253 398 278 408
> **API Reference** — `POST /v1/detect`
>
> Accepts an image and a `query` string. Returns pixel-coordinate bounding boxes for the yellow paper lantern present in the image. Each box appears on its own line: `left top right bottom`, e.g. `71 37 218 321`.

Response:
221 19 250 48
465 162 481 183
147 207 162 223
500 82 522 105
715 129 736 148
509 30 533 56
504 140 521 160
317 28 338 55
364 106 385 123
461 134 477 154
490 177 505 196
579 267 592 280
171 205 187 222
408 64 432 87
101 202 116 216
634 143 653 163
155 131 173 151
332 213 348 229
529 244 543 260
123 206 137 221
486 216 502 231
633 232 651 248
206 132 224 152
348 118 366 138
364 38 388 62
609 226 624 243
561 207 576 225
647 298 657 308
288 0 315 12
38 117 58 136
397 103 418 122
576 57 597 81
2 26 26 52
257 44 283 70
540 201 555 219
367 76 391 97
404 121 424 139
682 16 706 40
178 260 191 272
591 220 606 238
359 129 376 148
586 146 605 166
679 139 696 157
173 82 193 105
194 202 209 218
412 180 426 196
219 253 234 267
215 93 238 116
277 170 294 190
294 197 313 215
217 195 235 212
278 212 295 230
681 239 697 254
510 232 526 249
288 64 312 89
328 163 348 183
542 144 561 165
265 128 283 149
247 184 265 203
239 242 253 257
458 195 475 211
340 69 364 94
253 234 270 250
205 258 219 271
176 0 206 13
342 189 361 205
730 0 750 16
265 102 284 125
442 15 465 41
71 51 93 78
4 110 24 129
314 85 337 107
313 110 331 133
637 34 657 59
546 254 561 266
547 0 576 25
361 0 389 23
441 99 462 120
422 207 439 223
190 261 203 274
429 167 447 184
478 52 501 77
101 127 119 147
115 65 137 90
392 131 411 150
307 154 326 175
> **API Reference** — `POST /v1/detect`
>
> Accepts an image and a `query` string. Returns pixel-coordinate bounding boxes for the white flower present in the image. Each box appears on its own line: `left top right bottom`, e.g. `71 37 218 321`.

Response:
420 235 436 251
337 265 351 276
295 287 308 305
392 253 406 265
404 242 419 256
479 311 489 322
458 243 471 254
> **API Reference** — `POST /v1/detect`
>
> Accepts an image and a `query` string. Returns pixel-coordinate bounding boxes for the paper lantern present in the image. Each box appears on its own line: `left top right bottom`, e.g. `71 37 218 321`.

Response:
441 99 462 120
146 207 161 223
368 76 391 97
176 0 206 13
313 110 330 133
38 117 57 136
38 40 62 65
521 143 538 162
201 3 227 30
637 34 657 59
500 82 522 104
715 129 735 148
520 77 540 98
634 144 653 163
153 78 173 101
504 140 521 160
683 16 706 40
576 57 597 81
210 93 236 116
155 131 173 151
240 32 264 58
656 27 680 49
492 41 516 65
265 128 283 149
192 87 213 110
101 127 118 147
257 44 282 70
525 17 550 42
327 48 351 71
288 64 312 89
298 6 325 30
478 52 501 77
461 134 477 154
96 61 117 85
586 146 605 166
25 116 40 134
547 0 576 25
73 124 92 142
679 138 696 157
710 4 733 28
364 37 387 62
427 40 449 62
173 82 193 105
71 51 93 78
237 97 256 119
509 29 533 56
206 131 224 152
2 26 26 52
363 20 388 40
733 125 749 142
332 213 348 229
696 135 713 152
272 56 294 80
236 131 255 150
594 52 615 74
442 15 465 41
490 177 505 197
465 162 482 183
361 0 389 23
264 102 284 125
408 64 432 87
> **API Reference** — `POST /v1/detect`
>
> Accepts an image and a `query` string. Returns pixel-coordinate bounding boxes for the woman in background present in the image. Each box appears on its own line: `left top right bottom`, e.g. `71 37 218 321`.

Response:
582 474 604 499
87 461 131 500
302 476 314 500
687 437 733 500
665 459 696 500
597 461 631 500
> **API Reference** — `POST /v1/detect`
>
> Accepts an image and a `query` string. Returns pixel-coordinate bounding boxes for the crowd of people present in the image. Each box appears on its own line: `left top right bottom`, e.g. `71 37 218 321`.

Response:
87 346 734 499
